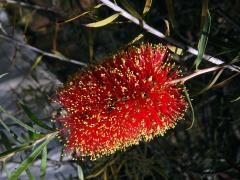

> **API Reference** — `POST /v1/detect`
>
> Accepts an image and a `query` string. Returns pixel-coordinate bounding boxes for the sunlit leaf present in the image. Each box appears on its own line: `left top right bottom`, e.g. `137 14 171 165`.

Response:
0 73 7 79
0 105 39 134
167 45 183 55
127 33 144 46
163 19 170 36
77 165 84 180
8 132 57 180
30 55 43 71
84 13 120 27
231 96 240 102
52 50 67 59
20 102 54 131
143 0 152 16
40 146 47 180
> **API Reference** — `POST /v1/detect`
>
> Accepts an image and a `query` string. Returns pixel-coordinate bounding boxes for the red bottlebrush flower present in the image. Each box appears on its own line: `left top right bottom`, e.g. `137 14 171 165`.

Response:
56 44 188 159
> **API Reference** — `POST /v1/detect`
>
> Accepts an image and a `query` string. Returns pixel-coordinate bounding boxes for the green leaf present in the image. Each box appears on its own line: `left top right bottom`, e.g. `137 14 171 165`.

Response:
120 0 143 20
0 144 31 161
0 134 46 161
20 102 54 131
29 132 46 141
165 0 176 29
194 0 211 69
77 165 84 180
26 168 35 180
0 117 10 132
9 132 57 180
30 55 43 71
184 87 195 129
143 0 152 16
40 146 47 180
84 13 120 27
0 105 39 134
0 73 7 79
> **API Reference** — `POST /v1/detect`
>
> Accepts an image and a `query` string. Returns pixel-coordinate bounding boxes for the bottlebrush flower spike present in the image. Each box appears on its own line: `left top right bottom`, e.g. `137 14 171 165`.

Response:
56 44 188 160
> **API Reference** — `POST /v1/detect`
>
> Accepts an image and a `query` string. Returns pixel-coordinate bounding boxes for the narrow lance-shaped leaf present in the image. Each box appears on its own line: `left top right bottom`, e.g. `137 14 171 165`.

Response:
20 102 54 131
127 33 144 46
194 0 211 69
184 87 195 130
8 132 57 180
198 69 224 94
143 0 152 16
30 55 43 71
3 163 10 179
0 134 46 161
0 132 12 150
0 123 25 144
0 144 31 161
214 73 240 88
230 51 240 64
0 117 10 132
163 19 170 36
165 0 176 29
231 96 240 102
77 165 84 180
84 13 120 28
25 168 35 180
58 4 104 24
0 105 39 134
0 73 7 79
52 50 67 59
40 146 47 180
